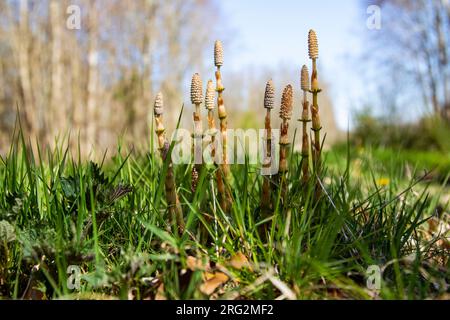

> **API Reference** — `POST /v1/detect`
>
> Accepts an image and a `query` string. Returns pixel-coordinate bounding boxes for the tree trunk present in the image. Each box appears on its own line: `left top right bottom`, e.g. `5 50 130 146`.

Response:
69 34 83 150
49 0 66 144
18 0 38 142
0 60 5 106
139 1 158 139
85 1 99 154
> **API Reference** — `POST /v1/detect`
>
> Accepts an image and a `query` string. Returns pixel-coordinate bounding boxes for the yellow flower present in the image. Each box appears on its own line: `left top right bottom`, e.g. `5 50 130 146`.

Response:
377 178 390 187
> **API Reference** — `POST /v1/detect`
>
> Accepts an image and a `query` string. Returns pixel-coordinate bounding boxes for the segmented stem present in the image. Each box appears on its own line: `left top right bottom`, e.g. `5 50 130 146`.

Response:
261 80 274 212
279 85 293 202
308 30 322 173
300 65 310 183
310 60 322 172
154 93 184 234
205 79 217 161
215 40 232 212
191 73 203 192
205 79 222 213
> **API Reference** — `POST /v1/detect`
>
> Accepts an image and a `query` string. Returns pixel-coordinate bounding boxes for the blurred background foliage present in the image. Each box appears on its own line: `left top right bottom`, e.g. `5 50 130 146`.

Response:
0 0 448 161
352 110 450 152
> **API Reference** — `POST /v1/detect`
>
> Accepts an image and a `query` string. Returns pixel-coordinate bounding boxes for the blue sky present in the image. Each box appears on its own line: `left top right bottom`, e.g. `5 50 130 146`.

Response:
220 0 368 129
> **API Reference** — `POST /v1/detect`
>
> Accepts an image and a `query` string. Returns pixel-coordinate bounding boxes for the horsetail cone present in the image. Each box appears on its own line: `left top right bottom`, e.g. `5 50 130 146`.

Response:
264 80 275 110
154 92 164 116
308 29 319 60
214 40 224 67
154 92 166 149
191 73 203 105
190 73 203 135
301 65 311 119
279 84 293 147
205 80 215 110
280 85 293 121
301 65 310 92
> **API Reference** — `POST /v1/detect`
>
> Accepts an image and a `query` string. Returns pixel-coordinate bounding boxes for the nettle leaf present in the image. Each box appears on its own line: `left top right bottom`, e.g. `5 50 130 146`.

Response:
59 161 132 215
60 177 80 200
89 161 109 186
0 220 16 243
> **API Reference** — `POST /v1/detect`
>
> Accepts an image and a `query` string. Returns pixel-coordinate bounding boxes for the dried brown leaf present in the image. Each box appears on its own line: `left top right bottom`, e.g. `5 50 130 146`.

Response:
229 252 251 270
200 272 229 296
186 255 210 272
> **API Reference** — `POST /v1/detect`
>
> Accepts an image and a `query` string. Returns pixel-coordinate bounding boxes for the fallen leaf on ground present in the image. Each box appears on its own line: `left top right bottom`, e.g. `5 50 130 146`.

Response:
200 272 229 296
186 255 209 272
229 252 251 270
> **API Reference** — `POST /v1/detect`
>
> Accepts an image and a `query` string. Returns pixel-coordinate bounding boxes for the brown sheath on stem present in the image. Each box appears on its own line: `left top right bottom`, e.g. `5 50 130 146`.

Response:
279 85 293 202
205 79 222 202
300 65 311 183
205 79 217 157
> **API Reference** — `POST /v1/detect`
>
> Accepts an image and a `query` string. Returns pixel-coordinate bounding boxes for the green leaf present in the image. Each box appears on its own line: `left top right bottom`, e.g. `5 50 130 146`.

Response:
61 177 79 200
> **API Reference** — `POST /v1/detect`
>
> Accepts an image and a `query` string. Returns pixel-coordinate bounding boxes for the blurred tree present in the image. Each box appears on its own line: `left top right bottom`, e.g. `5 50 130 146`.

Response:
85 0 99 152
0 0 222 156
363 0 450 121
17 0 39 142
49 0 65 142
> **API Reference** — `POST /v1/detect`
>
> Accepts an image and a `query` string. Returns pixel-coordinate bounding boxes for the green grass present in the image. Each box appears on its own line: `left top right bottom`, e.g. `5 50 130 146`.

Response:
331 143 450 184
0 125 449 300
